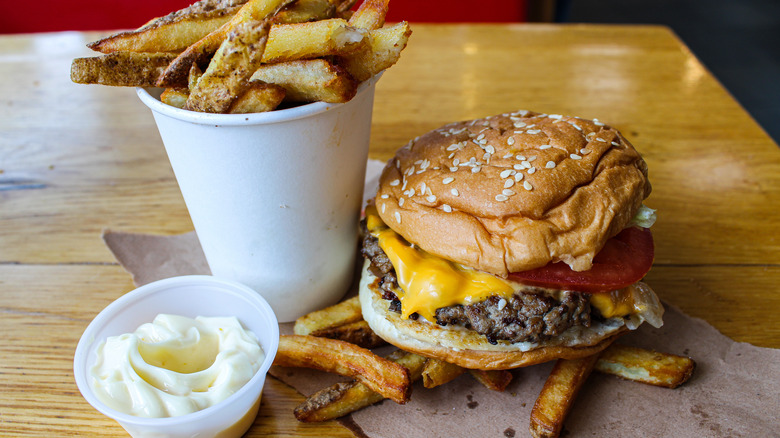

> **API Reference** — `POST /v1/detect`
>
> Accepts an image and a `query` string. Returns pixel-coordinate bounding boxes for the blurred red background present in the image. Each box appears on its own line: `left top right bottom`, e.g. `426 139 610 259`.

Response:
0 0 533 34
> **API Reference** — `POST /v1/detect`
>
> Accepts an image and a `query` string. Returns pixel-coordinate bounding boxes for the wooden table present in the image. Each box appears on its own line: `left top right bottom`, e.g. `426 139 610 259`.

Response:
1 24 778 437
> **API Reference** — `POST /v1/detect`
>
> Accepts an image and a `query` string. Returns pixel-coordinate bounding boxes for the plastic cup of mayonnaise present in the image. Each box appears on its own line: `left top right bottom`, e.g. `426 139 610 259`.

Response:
136 74 380 322
74 275 279 438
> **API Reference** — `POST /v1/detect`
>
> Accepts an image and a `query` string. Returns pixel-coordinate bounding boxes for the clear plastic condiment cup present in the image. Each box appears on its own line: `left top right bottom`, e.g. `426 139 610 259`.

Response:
74 275 279 438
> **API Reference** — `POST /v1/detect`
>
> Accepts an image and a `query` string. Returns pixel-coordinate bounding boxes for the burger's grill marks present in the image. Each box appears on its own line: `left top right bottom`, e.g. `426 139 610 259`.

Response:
377 110 627 226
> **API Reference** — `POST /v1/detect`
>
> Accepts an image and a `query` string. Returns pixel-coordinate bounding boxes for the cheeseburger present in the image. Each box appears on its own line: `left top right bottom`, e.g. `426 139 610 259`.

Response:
359 110 663 370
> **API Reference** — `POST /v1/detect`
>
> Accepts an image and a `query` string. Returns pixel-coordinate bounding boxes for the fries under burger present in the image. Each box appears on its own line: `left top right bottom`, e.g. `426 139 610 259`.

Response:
360 110 664 370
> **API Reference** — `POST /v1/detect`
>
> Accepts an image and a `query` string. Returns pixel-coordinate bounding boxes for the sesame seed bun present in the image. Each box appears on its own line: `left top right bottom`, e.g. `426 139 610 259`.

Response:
359 260 628 370
374 110 651 276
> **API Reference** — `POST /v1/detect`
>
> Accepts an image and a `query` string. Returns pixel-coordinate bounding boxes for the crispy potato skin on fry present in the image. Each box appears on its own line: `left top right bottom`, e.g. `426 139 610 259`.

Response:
274 335 411 404
185 19 271 113
347 0 388 30
71 52 177 87
596 344 695 388
530 354 601 438
293 350 427 422
157 0 295 87
310 320 386 348
294 296 363 335
421 358 466 389
469 369 513 392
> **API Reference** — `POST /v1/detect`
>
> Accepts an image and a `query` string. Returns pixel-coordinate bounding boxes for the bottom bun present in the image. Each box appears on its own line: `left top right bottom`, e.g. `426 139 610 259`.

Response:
359 260 628 370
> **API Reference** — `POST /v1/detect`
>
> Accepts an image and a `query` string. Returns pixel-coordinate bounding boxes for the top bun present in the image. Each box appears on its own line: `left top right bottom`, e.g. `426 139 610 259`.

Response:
375 110 651 276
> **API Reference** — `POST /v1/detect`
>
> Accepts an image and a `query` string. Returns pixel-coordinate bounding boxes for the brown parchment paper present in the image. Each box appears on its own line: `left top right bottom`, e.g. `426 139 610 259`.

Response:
103 159 780 438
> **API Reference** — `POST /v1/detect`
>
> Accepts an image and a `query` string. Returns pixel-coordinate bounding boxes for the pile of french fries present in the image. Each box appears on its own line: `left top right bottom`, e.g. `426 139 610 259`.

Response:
273 296 695 437
71 0 411 114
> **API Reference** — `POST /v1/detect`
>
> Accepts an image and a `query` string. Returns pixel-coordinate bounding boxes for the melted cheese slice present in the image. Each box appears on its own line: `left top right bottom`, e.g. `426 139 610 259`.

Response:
366 207 639 322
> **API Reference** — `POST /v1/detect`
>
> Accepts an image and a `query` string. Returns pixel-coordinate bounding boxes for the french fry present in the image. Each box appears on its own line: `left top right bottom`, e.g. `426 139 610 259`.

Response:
273 0 337 24
469 369 513 392
421 358 466 388
338 20 411 81
294 295 363 335
347 0 389 30
274 335 411 404
157 0 295 87
294 350 427 422
251 59 357 103
70 52 177 86
530 354 600 438
185 19 271 113
187 62 204 92
160 88 189 108
261 18 368 65
228 82 286 113
595 344 695 388
87 0 246 54
310 320 386 348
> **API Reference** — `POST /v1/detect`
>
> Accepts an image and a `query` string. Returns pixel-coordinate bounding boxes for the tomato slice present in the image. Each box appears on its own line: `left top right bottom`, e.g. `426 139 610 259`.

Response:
507 227 654 293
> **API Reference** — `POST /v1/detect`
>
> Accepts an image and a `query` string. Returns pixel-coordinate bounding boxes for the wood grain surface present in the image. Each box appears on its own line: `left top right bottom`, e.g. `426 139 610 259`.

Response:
1 24 778 437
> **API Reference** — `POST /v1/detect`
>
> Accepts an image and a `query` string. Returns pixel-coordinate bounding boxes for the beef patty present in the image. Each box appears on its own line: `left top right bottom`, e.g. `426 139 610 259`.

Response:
361 225 592 344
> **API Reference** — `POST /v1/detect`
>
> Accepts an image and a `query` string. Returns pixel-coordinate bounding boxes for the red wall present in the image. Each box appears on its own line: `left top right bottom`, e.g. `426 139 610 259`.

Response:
0 0 527 34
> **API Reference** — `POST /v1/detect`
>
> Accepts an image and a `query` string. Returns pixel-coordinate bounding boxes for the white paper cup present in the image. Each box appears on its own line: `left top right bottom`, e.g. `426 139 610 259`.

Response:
137 76 379 321
74 275 279 438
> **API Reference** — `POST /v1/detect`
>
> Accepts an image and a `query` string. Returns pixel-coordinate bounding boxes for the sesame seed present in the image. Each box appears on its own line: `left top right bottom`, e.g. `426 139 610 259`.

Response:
500 169 514 179
482 152 491 161
570 123 582 131
546 161 556 169
513 164 524 170
580 148 589 154
451 188 459 196
408 188 416 196
442 204 452 213
381 194 389 199
477 133 485 140
514 173 524 182
486 145 495 154
381 203 386 213
453 158 460 166
402 179 407 190
504 179 515 188
507 137 515 146
523 181 533 191
446 144 459 151
516 155 526 161
611 141 620 146
549 114 562 119
570 154 582 160
396 160 401 169
539 144 551 150
448 152 455 159
527 129 541 135
450 167 458 172
390 179 400 186
528 155 537 162
420 182 427 194
514 122 527 128
503 153 514 159
399 197 404 206
442 177 454 184
495 194 509 202
514 130 524 134
593 119 605 126
395 211 401 223
471 166 481 173
427 195 436 203
528 167 536 174
595 137 607 142
503 189 515 196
